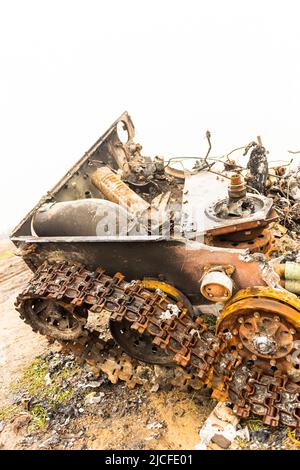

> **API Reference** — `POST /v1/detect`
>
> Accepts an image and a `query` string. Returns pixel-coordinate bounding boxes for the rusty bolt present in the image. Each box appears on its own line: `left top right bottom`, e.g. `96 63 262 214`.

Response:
238 317 244 324
252 354 258 361
290 328 296 335
254 312 260 319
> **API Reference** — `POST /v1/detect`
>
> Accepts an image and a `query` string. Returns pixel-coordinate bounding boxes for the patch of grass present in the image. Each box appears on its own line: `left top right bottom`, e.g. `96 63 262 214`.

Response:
27 405 48 432
202 314 217 331
54 390 72 403
9 356 80 431
246 418 265 431
56 367 76 381
0 404 20 421
11 358 48 396
0 356 82 434
11 358 76 405
235 436 249 449
0 250 14 260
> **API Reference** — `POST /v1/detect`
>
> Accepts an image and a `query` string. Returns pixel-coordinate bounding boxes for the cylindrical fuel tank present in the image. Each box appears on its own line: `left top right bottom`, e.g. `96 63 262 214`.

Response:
91 167 150 217
32 199 137 237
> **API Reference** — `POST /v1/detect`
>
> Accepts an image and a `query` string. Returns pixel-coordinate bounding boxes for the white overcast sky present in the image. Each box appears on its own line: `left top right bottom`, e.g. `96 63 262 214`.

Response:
1 0 300 233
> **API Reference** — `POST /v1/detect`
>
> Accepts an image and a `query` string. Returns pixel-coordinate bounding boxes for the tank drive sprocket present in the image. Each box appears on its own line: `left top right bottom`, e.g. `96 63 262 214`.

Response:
217 287 300 382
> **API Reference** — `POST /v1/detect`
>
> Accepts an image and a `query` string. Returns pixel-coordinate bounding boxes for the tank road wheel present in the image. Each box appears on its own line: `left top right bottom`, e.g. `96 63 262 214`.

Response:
109 279 193 366
18 298 84 341
217 287 300 382
110 318 175 365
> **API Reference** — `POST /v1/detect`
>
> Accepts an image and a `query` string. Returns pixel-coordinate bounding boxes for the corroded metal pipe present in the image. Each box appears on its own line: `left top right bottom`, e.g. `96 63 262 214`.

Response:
91 167 150 217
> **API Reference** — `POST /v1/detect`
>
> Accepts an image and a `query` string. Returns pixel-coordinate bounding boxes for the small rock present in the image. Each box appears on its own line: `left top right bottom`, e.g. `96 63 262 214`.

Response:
44 372 52 386
211 433 231 449
79 380 102 389
146 422 163 430
84 392 105 405
236 426 250 442
11 413 31 434
196 403 239 450
41 432 60 447
59 404 76 418
250 429 270 443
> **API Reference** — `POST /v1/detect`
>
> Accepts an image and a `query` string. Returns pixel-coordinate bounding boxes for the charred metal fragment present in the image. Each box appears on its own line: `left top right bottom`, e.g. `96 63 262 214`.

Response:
244 140 269 194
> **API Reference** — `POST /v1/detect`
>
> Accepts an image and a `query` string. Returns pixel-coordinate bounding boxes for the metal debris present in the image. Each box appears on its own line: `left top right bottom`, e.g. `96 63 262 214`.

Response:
244 139 269 195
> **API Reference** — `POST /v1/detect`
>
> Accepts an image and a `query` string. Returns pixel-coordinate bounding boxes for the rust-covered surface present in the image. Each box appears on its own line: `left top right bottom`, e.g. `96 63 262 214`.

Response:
13 239 266 304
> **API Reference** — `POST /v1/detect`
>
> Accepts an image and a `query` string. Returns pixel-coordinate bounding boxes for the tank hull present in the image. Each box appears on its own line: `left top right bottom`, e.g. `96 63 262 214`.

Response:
12 236 265 304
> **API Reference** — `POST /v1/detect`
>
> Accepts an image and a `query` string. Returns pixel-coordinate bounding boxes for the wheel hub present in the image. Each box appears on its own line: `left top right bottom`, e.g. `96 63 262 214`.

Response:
238 313 293 359
217 287 300 381
252 334 276 355
109 318 175 365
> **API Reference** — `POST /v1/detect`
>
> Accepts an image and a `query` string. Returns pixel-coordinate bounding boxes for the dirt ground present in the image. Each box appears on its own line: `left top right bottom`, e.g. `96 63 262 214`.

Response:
0 240 48 408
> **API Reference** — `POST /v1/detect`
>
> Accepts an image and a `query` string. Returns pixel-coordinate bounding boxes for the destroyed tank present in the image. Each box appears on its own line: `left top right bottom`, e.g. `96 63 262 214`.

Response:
11 112 300 431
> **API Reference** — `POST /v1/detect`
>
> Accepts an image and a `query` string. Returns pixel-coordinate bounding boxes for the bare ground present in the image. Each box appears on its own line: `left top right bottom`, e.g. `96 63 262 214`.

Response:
0 240 48 408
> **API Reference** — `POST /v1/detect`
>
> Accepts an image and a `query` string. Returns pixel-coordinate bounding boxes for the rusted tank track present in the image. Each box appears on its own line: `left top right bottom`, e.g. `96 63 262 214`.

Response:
15 261 300 430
